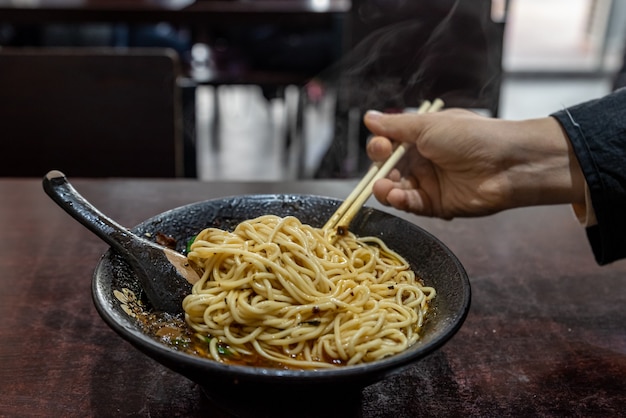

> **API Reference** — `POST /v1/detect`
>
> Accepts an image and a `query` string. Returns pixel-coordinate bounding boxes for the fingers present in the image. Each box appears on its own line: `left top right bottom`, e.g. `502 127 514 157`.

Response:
371 178 395 206
364 110 426 163
364 110 437 217
366 135 393 162
372 178 432 216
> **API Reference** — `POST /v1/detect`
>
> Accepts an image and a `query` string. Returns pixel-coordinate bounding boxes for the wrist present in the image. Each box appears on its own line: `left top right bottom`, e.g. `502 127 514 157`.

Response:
505 117 586 208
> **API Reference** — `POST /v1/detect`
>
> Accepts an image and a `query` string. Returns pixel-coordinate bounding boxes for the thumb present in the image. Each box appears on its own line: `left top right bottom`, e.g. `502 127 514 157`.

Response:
363 111 421 145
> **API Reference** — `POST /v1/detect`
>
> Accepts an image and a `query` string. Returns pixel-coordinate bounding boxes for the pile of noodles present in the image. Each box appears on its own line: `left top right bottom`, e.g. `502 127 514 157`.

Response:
183 215 436 369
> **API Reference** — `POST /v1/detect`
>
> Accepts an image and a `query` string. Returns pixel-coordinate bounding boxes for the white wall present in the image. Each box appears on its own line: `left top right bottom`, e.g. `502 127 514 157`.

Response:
504 0 619 72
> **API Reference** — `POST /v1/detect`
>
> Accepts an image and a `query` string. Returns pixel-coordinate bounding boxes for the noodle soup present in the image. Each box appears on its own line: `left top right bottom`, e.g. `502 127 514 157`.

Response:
116 215 436 369
96 193 469 407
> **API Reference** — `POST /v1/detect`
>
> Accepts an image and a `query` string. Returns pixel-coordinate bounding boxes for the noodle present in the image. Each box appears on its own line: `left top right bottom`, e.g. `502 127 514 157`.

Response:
183 215 435 369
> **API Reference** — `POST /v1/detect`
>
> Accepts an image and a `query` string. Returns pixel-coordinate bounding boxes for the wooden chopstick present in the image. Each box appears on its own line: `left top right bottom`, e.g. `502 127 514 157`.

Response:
322 100 432 232
324 98 445 235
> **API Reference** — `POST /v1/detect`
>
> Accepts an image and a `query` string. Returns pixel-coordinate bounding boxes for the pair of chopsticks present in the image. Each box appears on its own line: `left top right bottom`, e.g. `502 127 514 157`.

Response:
323 98 445 235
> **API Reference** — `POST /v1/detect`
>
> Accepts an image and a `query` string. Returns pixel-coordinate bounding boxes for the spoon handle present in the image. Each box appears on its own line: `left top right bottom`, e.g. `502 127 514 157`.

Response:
43 170 195 313
42 170 141 254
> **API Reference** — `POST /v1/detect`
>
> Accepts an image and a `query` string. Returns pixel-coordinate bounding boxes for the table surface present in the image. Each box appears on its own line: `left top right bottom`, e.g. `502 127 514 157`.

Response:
1 177 625 417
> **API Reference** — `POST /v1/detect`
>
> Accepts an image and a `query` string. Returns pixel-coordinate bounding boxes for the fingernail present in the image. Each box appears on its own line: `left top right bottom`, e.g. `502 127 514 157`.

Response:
365 110 383 120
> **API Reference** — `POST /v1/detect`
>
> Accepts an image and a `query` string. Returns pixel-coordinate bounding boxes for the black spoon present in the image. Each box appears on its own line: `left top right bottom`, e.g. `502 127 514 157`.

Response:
43 170 200 313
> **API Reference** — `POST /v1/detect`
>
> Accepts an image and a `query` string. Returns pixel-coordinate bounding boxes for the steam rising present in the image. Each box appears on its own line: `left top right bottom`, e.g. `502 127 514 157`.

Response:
318 0 502 112
314 0 503 177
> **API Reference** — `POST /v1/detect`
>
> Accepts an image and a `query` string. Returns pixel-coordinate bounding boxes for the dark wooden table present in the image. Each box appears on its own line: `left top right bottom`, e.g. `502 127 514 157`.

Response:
1 177 625 417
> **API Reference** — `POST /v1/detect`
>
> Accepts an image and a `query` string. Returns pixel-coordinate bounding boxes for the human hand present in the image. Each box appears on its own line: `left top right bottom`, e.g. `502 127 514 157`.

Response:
364 108 585 219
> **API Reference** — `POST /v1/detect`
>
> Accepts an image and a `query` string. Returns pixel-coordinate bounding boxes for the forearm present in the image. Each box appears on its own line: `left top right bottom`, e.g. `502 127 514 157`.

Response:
503 116 586 209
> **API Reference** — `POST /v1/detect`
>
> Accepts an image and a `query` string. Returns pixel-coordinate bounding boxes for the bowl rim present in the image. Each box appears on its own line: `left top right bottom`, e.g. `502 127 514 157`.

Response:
92 193 471 382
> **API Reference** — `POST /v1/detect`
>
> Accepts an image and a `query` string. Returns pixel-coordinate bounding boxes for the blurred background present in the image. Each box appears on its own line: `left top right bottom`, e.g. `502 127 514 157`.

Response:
198 0 626 180
1 0 625 181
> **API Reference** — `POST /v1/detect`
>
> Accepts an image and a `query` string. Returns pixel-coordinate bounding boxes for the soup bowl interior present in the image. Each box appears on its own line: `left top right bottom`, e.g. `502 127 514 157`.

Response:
92 194 470 412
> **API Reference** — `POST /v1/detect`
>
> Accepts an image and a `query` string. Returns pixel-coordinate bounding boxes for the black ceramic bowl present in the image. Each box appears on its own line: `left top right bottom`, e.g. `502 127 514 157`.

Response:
92 194 470 415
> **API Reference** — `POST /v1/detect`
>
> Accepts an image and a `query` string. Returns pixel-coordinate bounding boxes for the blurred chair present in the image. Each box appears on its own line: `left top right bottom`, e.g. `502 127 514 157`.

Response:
189 19 345 178
0 47 196 178
316 0 508 178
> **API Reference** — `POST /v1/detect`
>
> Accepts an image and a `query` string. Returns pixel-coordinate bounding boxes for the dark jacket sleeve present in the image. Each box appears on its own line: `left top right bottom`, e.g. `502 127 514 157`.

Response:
551 88 626 265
